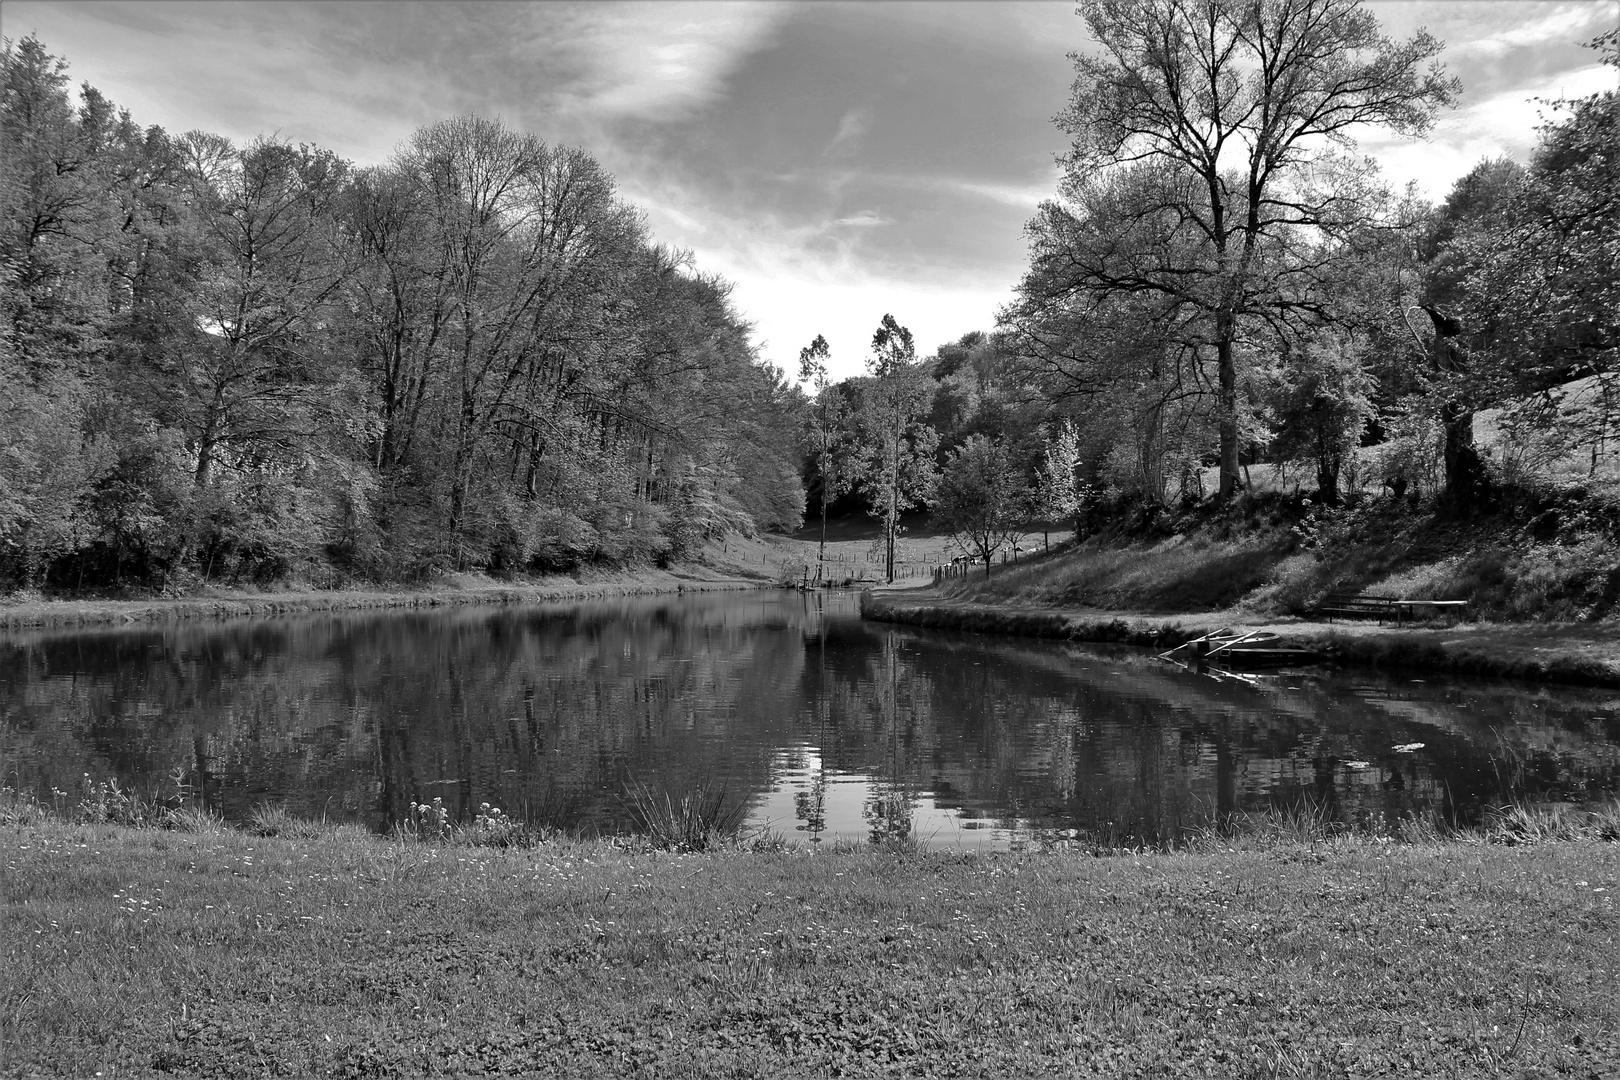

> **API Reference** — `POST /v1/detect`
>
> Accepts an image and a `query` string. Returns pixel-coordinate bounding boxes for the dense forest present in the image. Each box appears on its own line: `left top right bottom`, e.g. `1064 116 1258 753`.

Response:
3 0 1617 596
0 36 806 593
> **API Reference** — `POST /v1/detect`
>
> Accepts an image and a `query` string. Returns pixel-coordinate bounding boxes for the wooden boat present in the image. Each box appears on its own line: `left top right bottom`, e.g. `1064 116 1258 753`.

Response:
1158 627 1321 668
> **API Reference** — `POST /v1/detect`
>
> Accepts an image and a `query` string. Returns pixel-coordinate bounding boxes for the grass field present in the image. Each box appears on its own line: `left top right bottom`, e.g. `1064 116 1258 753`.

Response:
4 811 1617 1078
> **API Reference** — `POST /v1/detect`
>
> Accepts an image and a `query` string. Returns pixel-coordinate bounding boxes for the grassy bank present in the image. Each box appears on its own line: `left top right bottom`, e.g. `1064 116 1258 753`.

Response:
4 810 1618 1079
0 573 763 633
942 494 1620 624
0 531 815 631
862 590 1620 688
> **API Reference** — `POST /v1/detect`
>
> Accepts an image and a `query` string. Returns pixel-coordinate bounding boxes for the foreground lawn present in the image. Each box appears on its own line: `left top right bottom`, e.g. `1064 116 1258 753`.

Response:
3 824 1617 1078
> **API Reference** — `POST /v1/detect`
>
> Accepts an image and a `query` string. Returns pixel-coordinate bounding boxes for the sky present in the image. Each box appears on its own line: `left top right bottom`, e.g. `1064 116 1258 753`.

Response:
4 0 1615 383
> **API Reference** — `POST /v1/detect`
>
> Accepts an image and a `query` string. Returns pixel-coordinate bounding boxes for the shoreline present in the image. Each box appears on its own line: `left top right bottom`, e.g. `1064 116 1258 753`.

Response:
0 569 770 632
861 588 1620 688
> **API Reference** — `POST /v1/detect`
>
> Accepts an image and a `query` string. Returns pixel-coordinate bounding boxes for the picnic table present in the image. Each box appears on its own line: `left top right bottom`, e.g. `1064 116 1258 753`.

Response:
1316 594 1469 626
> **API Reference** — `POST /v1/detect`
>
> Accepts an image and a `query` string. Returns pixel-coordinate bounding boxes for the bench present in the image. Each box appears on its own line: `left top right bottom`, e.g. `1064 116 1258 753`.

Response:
1316 594 1469 626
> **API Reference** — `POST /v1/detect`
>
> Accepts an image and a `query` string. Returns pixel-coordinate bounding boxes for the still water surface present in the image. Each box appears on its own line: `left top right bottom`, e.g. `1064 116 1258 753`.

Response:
4 591 1619 848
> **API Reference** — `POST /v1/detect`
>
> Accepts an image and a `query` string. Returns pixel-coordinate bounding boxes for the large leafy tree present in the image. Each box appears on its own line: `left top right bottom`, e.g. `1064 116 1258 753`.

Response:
1004 171 1223 508
1056 0 1458 499
1435 32 1619 488
934 435 1030 578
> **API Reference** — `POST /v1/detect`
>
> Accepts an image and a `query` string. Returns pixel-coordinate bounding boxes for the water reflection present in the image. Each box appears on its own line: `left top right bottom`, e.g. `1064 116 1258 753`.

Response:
2 591 1618 848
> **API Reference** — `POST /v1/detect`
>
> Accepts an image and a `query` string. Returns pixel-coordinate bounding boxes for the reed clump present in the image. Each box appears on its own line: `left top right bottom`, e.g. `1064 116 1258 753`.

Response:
624 780 751 852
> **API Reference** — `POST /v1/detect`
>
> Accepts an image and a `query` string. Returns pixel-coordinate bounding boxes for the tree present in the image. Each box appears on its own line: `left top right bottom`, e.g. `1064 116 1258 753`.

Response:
1004 182 1221 512
162 135 352 490
0 34 814 594
1034 419 1083 546
1407 158 1523 506
851 315 938 583
1269 329 1376 504
395 116 644 565
798 334 847 582
935 436 1031 578
1430 31 1619 493
1057 0 1458 499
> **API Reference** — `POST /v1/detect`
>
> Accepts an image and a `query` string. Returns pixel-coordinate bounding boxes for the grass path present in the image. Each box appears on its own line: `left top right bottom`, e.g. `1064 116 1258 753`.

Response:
4 821 1617 1078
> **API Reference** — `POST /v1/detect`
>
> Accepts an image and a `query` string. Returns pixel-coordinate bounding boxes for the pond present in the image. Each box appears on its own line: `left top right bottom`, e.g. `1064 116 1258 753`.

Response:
3 590 1619 848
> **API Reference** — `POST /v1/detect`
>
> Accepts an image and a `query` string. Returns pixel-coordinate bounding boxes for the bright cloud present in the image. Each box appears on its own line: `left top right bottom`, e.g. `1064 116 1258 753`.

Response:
1365 61 1617 197
546 2 788 121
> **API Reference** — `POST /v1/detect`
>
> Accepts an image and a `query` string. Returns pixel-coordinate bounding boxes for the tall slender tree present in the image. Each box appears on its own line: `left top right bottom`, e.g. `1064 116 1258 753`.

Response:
853 315 938 583
798 333 847 583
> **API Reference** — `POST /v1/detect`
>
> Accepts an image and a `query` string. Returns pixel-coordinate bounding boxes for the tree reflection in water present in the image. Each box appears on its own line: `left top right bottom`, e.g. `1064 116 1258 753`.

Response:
2 591 1619 847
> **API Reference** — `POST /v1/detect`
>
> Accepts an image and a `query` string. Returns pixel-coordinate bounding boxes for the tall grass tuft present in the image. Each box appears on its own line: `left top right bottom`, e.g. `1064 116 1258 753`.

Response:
625 780 750 852
247 802 329 839
1190 799 1347 851
167 805 228 834
1478 801 1620 845
0 785 53 826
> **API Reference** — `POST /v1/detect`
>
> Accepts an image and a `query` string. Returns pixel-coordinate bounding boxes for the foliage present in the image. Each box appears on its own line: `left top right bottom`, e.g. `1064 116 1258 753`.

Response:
847 315 939 582
933 435 1031 577
798 333 850 580
1043 0 1457 500
0 37 805 595
1268 330 1378 505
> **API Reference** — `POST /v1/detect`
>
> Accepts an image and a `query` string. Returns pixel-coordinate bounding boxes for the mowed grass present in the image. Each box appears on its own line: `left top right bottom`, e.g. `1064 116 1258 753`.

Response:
4 821 1617 1078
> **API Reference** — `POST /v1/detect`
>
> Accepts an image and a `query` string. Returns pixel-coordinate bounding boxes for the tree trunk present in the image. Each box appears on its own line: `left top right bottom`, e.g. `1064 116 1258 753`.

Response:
818 448 829 584
1216 334 1241 500
1316 463 1341 507
1442 402 1485 511
1423 306 1486 511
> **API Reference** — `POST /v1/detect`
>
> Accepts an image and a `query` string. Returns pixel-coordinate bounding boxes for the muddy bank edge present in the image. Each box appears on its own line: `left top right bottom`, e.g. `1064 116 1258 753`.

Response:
860 590 1620 689
0 576 769 631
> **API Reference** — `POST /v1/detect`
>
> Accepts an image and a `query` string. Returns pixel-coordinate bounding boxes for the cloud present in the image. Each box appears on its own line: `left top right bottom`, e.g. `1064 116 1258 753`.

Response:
731 268 1014 385
1364 61 1616 197
823 107 875 160
7 0 790 163
1451 3 1614 56
537 1 789 122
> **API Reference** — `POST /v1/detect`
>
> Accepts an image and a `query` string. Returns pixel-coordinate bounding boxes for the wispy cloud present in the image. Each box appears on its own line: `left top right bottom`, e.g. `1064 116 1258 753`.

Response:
538 2 789 122
1451 3 1614 56
822 107 874 160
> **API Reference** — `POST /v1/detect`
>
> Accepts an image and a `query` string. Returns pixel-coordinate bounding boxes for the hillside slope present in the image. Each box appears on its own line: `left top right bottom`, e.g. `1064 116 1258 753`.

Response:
932 495 1620 624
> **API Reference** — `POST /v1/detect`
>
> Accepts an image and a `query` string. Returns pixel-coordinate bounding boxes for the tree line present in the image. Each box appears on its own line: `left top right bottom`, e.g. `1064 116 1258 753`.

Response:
1 36 805 593
5 1 1616 595
799 0 1616 580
